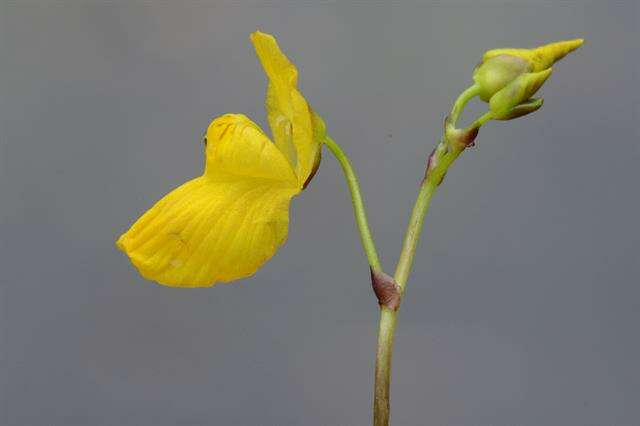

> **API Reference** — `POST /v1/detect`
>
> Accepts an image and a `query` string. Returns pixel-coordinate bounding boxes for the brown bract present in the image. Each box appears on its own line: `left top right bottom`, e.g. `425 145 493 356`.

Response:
370 268 402 311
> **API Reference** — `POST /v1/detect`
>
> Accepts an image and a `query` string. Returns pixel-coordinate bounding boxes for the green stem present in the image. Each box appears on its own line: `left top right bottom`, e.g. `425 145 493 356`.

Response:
373 306 396 426
324 87 485 425
450 84 481 124
325 136 382 271
373 85 482 426
468 111 493 130
373 179 438 426
393 179 438 289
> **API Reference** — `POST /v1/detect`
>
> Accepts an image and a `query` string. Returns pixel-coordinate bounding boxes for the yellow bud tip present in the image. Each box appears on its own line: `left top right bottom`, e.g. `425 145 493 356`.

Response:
250 29 272 42
483 38 584 72
533 38 584 67
545 38 584 48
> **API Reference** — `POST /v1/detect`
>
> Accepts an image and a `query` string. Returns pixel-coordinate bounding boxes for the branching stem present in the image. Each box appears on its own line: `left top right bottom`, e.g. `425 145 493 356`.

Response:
373 85 484 426
326 84 487 426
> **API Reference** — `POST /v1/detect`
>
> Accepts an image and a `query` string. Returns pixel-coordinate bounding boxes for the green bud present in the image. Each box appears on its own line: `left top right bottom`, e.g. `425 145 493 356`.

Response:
489 68 552 118
473 55 532 102
492 97 544 121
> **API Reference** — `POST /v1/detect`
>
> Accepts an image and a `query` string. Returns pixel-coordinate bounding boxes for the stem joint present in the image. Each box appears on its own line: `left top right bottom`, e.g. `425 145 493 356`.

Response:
370 268 402 311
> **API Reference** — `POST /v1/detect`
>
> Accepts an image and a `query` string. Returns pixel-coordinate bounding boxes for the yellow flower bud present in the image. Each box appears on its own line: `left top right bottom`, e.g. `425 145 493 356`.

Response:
470 39 582 121
489 68 552 119
483 38 584 72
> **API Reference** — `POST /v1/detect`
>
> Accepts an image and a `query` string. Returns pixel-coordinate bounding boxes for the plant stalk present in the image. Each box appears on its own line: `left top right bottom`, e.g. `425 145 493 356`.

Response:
373 179 437 426
324 136 382 271
373 85 480 426
325 85 482 426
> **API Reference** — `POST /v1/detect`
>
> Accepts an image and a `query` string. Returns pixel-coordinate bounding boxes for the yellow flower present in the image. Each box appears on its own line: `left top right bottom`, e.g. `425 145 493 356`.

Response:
117 31 326 287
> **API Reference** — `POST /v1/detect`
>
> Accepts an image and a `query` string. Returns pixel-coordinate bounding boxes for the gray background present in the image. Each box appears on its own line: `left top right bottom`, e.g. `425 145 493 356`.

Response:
1 1 638 425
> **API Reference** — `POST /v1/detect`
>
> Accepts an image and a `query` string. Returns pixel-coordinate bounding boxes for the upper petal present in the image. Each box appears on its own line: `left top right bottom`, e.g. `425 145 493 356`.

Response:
250 30 323 187
204 113 298 185
117 114 299 287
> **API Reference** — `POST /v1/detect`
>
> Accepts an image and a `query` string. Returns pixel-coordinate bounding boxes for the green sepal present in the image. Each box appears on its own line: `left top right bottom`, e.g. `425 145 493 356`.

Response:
492 97 544 120
489 68 552 118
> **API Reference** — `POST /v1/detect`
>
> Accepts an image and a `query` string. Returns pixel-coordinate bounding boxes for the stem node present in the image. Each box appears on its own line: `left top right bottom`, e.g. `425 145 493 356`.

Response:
370 268 402 311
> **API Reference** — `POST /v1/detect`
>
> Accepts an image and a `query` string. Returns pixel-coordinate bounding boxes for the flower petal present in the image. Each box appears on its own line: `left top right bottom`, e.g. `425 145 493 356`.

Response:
117 114 299 287
250 30 322 186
